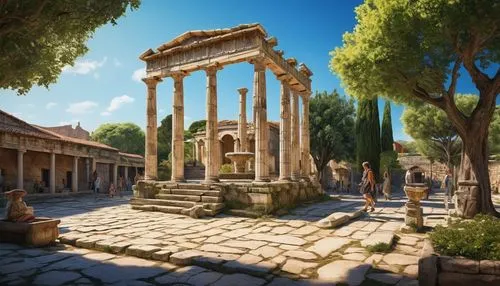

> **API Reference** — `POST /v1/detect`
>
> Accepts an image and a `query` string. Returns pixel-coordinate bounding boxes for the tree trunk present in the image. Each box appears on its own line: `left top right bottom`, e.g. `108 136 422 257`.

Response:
456 126 499 217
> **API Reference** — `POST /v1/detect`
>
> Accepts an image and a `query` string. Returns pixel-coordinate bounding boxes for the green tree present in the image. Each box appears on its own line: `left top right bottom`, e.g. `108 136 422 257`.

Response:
1 0 140 95
157 114 172 163
356 97 381 179
310 90 356 187
381 101 394 152
331 0 500 216
188 120 207 134
91 123 144 155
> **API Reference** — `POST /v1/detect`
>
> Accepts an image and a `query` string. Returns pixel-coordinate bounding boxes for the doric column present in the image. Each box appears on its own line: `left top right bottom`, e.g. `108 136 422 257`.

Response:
143 77 162 180
72 156 78 192
124 167 129 181
252 57 269 182
301 93 311 179
279 79 292 181
204 66 221 183
50 152 56 193
237 88 248 152
171 72 187 182
291 91 301 180
85 158 90 187
17 149 25 189
113 164 118 186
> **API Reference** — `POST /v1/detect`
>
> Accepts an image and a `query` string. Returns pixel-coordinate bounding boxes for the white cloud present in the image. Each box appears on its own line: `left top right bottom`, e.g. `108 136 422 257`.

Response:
46 102 57 109
106 95 135 112
65 101 98 115
159 108 165 114
58 119 80 127
63 57 107 75
93 73 100 79
113 58 122 67
132 68 146 83
100 111 111 116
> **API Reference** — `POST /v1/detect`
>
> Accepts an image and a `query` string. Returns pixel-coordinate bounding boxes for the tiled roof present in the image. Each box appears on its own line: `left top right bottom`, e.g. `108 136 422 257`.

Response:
34 126 118 151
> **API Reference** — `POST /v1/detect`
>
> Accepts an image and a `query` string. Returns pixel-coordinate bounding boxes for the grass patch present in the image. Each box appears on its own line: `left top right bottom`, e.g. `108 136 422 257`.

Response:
366 242 392 253
429 214 500 260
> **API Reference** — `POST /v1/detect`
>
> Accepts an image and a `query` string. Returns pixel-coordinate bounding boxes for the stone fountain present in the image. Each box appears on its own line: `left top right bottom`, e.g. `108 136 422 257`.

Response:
401 183 427 232
225 152 254 173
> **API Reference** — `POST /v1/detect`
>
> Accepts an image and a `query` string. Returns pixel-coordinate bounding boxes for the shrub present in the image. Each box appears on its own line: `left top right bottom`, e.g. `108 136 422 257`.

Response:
429 214 500 260
219 164 233 174
366 242 392 253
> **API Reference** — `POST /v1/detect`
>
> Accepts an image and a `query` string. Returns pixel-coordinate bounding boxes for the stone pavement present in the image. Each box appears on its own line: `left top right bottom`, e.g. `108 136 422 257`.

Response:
0 190 458 285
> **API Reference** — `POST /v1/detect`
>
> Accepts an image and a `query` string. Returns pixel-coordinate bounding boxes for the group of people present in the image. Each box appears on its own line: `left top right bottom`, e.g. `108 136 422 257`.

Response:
91 170 140 199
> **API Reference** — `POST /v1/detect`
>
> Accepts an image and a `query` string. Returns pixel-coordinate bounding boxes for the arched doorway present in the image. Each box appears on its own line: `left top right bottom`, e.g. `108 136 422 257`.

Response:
220 134 235 164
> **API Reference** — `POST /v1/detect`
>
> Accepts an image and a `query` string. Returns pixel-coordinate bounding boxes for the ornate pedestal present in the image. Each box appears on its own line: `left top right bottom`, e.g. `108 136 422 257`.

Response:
401 184 427 232
225 152 254 173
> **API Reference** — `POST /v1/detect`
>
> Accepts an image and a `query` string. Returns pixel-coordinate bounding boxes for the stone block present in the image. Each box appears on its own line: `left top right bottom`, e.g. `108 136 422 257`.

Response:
439 256 479 274
438 272 500 286
125 245 162 259
480 260 500 275
0 217 60 247
360 231 394 248
418 255 438 286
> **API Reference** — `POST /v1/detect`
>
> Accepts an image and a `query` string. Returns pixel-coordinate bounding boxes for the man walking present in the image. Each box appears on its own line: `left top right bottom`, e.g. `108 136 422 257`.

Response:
360 161 376 212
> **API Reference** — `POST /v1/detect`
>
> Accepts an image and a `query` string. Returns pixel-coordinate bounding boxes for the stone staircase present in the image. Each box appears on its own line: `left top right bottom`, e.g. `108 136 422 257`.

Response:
130 183 225 218
184 166 205 180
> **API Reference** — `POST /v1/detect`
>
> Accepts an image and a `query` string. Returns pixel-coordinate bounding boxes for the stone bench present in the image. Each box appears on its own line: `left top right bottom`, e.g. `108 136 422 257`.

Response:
0 217 60 247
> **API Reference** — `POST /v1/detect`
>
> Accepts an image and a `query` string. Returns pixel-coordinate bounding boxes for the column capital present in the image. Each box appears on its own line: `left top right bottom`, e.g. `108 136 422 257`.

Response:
237 87 248 96
205 64 223 76
170 71 189 81
300 91 312 101
142 77 162 87
17 149 26 153
277 74 293 84
249 56 267 71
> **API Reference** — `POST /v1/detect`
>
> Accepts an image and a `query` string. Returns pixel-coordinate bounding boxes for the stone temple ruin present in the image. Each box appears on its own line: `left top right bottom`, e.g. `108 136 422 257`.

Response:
131 24 322 217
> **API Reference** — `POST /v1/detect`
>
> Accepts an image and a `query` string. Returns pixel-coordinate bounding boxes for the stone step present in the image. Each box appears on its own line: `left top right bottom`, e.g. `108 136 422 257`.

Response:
167 189 222 197
202 202 225 211
201 196 224 203
130 198 196 208
156 194 202 202
131 204 184 214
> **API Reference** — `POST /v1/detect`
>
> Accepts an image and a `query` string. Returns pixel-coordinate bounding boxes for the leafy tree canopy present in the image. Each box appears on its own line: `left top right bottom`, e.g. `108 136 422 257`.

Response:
310 90 356 186
188 120 207 134
91 122 144 155
1 0 140 95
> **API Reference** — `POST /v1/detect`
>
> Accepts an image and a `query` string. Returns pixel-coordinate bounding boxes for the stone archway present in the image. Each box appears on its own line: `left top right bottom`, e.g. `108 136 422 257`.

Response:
220 134 235 165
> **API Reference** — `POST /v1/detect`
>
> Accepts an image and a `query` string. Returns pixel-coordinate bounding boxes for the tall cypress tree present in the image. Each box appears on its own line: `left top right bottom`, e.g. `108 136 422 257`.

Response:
355 97 381 179
381 101 394 152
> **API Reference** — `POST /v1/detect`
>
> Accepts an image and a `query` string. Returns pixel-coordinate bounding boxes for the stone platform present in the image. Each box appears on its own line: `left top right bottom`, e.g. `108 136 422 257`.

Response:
131 180 323 218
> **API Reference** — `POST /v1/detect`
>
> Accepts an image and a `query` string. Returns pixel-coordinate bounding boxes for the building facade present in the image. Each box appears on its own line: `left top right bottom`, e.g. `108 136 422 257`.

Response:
0 110 144 194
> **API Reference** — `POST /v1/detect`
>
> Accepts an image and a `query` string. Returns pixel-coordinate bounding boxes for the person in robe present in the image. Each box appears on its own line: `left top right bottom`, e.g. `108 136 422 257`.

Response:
4 189 35 222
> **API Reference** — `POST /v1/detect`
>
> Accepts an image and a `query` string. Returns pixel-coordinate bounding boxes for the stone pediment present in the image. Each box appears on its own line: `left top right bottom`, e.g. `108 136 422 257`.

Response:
155 23 266 53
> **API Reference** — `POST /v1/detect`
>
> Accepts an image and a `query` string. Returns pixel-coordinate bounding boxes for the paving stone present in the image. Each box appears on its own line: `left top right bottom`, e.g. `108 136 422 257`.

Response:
126 245 162 259
383 253 420 265
32 271 81 286
151 250 172 261
279 244 300 250
128 238 163 245
109 241 132 253
363 221 382 232
379 221 403 231
286 221 307 228
283 250 317 260
250 246 283 259
223 259 277 277
245 233 308 246
304 235 321 242
82 260 165 283
236 254 263 264
272 255 287 265
58 232 88 245
0 257 23 266
222 228 252 238
271 226 295 234
398 236 419 246
290 225 319 236
44 256 99 271
83 252 116 261
204 236 229 243
306 237 351 258
0 243 22 250
365 254 384 264
187 271 223 286
342 253 367 261
361 231 394 248
367 273 403 284
155 265 207 284
282 259 318 274
351 230 371 240
17 249 49 257
199 244 246 254
404 264 418 277
317 260 370 285
396 245 420 255
33 253 71 264
221 240 267 250
334 226 357 237
212 273 267 286
170 250 203 265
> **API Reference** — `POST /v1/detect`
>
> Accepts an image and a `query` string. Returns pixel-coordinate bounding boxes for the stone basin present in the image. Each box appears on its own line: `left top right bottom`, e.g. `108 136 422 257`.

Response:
404 184 428 202
225 152 254 173
0 217 60 246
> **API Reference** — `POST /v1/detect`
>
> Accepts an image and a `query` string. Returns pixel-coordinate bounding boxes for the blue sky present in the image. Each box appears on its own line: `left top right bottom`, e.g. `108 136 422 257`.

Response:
0 0 488 141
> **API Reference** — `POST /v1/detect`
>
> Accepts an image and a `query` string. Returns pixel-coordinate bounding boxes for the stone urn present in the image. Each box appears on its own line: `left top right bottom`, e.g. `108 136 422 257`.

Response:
402 183 428 232
225 152 254 173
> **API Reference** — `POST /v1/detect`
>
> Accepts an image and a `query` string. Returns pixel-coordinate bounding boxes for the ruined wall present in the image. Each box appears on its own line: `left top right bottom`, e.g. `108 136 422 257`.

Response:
490 161 500 191
0 148 17 191
398 155 448 182
43 124 90 140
